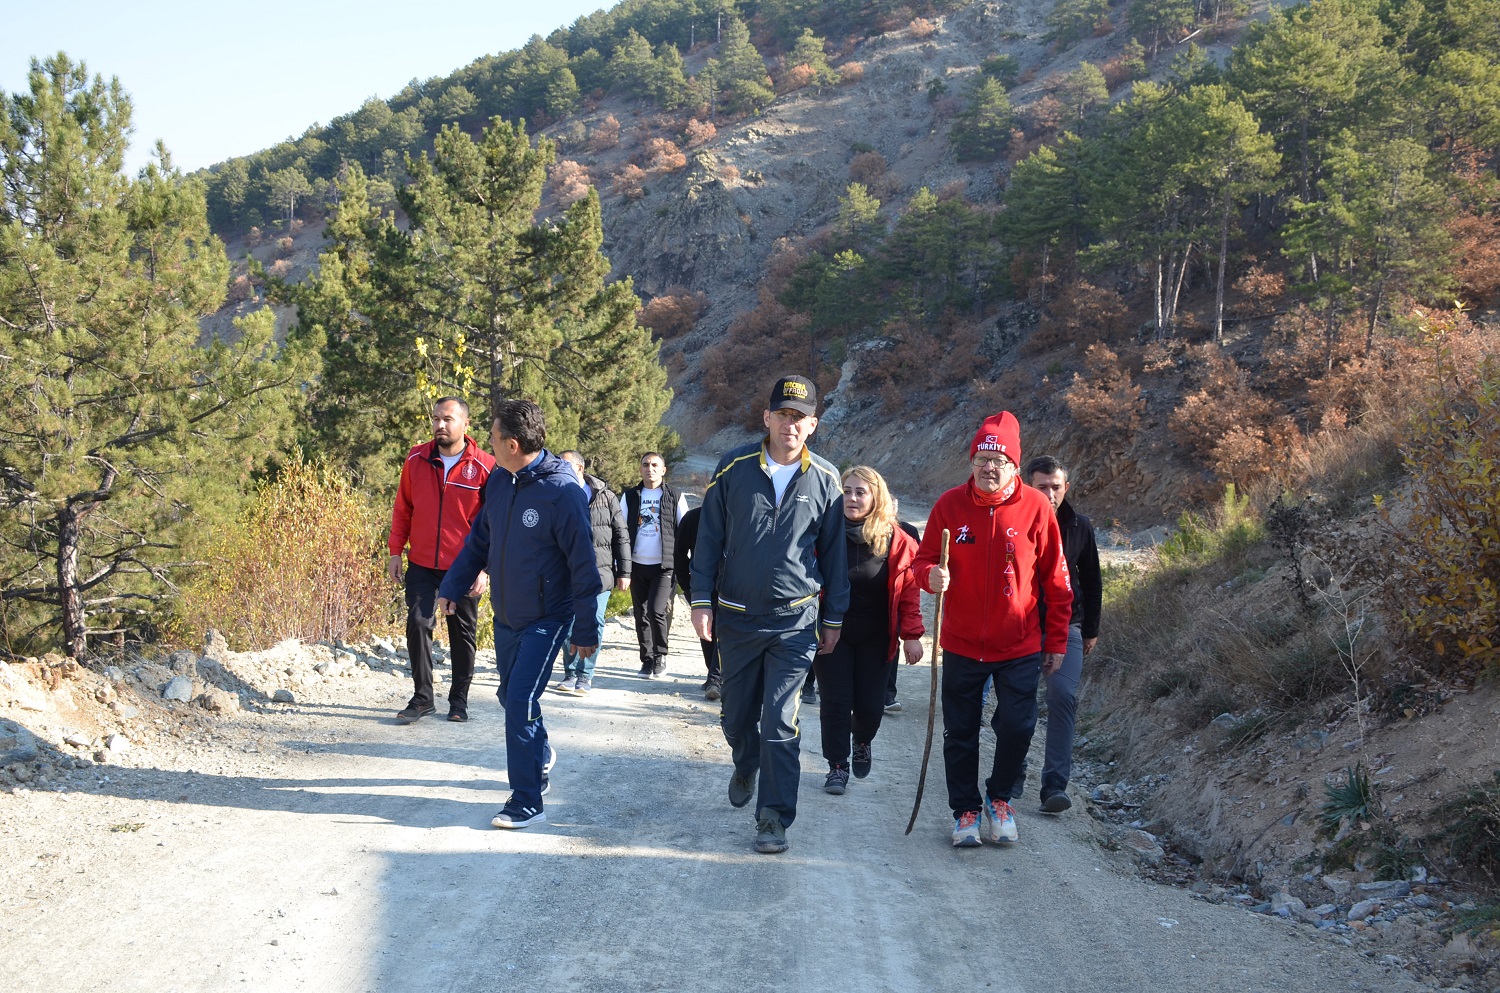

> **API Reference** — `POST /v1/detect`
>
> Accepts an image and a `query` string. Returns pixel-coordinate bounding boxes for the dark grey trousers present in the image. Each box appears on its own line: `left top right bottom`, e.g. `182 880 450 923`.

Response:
716 602 819 828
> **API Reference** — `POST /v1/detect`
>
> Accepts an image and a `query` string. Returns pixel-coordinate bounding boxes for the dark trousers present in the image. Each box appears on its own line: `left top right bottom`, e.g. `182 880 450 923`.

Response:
942 649 1042 815
701 638 721 682
404 563 478 711
716 603 819 828
630 562 674 666
1004 626 1084 799
493 616 570 808
813 624 890 767
886 652 900 704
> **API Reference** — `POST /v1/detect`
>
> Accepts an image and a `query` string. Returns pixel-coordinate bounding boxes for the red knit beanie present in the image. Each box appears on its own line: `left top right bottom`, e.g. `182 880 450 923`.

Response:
969 411 1021 464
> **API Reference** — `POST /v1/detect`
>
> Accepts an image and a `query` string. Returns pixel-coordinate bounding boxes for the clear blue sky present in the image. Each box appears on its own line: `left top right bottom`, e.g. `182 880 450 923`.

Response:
2 0 610 174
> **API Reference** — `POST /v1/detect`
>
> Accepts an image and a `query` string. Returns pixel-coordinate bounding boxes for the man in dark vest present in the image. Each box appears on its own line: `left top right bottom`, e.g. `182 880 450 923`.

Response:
622 452 688 679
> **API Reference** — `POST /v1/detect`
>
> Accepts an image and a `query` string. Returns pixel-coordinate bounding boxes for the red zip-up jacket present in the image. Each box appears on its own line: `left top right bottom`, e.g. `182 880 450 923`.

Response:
388 436 496 570
913 479 1072 662
884 526 926 660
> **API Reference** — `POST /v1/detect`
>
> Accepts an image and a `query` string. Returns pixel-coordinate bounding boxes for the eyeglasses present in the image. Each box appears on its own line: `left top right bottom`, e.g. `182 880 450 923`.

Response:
971 456 1015 470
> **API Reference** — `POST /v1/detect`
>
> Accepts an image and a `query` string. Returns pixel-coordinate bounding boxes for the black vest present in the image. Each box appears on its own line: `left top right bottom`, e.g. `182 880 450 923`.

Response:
624 482 678 566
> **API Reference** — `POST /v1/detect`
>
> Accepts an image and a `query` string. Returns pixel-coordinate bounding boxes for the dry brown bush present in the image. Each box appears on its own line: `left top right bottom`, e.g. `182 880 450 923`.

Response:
613 164 648 199
1450 211 1500 306
683 117 717 147
1101 55 1135 90
268 259 294 279
639 289 709 339
860 312 985 410
1063 343 1144 441
849 151 887 186
719 163 741 183
275 236 295 258
779 63 817 94
589 115 621 152
1228 262 1286 317
908 17 938 38
1169 348 1300 484
1026 280 1129 353
640 138 687 173
700 289 833 430
1021 95 1064 136
550 159 593 207
839 61 865 84
227 274 255 303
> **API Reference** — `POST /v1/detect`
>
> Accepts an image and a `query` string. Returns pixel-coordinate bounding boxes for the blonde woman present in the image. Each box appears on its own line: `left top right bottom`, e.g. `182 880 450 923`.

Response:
815 467 925 794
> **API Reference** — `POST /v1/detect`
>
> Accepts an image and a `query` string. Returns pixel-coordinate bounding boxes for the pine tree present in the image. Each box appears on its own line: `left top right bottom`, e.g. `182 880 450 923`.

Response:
1046 0 1113 47
0 56 314 656
284 120 674 492
715 17 774 115
786 29 840 91
951 77 1015 161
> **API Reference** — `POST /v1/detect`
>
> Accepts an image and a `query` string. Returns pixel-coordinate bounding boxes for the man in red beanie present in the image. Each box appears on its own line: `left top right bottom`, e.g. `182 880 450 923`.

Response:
913 411 1073 847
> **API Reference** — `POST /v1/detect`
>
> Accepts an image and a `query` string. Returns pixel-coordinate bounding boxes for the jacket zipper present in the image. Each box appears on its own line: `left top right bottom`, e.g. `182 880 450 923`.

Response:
982 505 997 663
495 474 520 627
432 453 448 570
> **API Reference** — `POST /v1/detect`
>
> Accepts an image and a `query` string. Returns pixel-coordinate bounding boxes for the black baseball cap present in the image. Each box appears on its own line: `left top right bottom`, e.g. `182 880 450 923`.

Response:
769 375 818 416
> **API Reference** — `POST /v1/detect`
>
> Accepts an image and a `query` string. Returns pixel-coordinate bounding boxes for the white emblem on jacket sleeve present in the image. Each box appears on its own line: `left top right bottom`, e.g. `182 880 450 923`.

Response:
522 508 540 528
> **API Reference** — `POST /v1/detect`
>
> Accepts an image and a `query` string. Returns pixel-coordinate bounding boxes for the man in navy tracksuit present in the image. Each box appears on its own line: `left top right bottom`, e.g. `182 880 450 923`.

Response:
438 399 601 830
690 375 850 854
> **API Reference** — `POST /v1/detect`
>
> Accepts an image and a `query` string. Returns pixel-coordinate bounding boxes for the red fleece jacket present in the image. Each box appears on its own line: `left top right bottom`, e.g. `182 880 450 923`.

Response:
884 526 926 660
914 479 1072 662
389 436 495 570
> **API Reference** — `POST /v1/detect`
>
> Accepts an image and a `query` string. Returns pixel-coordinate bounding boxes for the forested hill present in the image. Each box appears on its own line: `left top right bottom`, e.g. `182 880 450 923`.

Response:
203 0 1499 521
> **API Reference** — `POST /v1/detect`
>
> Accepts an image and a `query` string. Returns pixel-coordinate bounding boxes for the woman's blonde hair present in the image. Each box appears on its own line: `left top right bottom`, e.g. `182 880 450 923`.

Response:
842 465 896 556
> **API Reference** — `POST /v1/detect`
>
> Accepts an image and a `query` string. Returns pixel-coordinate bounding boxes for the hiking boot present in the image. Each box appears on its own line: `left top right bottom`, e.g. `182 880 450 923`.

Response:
396 704 435 724
983 797 1019 843
446 708 469 723
851 741 872 779
884 699 902 714
952 810 983 847
552 679 577 695
704 680 722 701
824 765 849 795
1040 790 1072 814
492 798 545 829
543 743 558 775
754 819 789 854
801 684 818 705
728 770 756 808
573 677 592 696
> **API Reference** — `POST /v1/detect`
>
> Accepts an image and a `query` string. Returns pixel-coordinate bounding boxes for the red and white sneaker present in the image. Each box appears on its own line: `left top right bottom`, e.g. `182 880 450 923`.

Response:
983 797 1018 843
952 810 983 847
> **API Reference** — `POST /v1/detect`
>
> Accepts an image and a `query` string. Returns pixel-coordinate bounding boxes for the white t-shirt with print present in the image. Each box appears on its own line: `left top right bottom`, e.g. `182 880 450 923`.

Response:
631 488 688 565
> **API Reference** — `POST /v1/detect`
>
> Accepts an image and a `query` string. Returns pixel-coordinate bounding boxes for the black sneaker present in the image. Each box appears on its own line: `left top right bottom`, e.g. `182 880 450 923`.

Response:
754 818 788 854
396 704 435 724
728 770 756 808
704 680 722 701
1040 790 1072 814
801 685 818 704
651 660 667 679
447 708 468 722
540 774 550 797
824 765 849 795
543 743 558 775
883 699 902 714
637 665 653 679
492 798 546 829
851 741 872 779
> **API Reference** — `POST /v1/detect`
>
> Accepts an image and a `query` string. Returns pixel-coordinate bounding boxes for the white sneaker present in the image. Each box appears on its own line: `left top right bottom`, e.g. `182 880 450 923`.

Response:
983 797 1018 843
952 810 983 847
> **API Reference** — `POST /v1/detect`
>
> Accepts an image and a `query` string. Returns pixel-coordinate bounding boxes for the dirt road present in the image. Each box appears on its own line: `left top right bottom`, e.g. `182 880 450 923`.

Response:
1 614 1423 993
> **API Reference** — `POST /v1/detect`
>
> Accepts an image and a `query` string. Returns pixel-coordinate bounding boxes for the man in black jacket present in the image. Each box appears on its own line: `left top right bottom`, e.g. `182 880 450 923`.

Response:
622 453 688 679
556 451 630 695
1003 455 1102 814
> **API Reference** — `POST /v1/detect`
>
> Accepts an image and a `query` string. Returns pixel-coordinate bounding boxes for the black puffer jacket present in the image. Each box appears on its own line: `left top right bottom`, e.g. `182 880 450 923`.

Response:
586 474 631 588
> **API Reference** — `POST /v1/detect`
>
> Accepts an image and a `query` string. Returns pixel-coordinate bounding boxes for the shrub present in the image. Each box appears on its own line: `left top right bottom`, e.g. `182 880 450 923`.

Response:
682 117 716 147
719 163 741 183
908 17 938 38
275 236 295 258
613 164 648 199
839 61 865 84
181 456 394 650
639 289 708 338
245 226 263 248
640 138 687 173
1063 344 1144 441
1169 349 1282 471
227 274 254 303
779 63 817 94
268 258 293 279
550 159 593 207
1378 350 1500 675
849 151 888 185
588 115 621 151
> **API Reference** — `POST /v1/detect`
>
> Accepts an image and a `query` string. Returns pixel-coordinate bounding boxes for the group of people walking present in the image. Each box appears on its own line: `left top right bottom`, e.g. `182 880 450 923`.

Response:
384 376 1101 852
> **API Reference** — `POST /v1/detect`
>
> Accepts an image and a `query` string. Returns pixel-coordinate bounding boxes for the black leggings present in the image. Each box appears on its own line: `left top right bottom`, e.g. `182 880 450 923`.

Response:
813 623 891 766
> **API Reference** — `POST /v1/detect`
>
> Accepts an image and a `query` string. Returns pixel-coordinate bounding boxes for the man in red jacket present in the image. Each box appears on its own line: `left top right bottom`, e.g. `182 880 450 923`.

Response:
914 411 1072 847
388 397 496 724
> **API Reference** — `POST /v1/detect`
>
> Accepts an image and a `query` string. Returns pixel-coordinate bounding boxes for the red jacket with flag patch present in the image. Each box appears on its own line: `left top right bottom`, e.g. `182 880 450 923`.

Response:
913 479 1072 662
389 436 495 571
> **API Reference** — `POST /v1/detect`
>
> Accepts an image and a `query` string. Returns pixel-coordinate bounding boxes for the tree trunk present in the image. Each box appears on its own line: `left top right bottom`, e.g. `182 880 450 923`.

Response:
1214 196 1231 345
1365 282 1384 354
1167 243 1193 335
1154 254 1165 339
57 506 87 659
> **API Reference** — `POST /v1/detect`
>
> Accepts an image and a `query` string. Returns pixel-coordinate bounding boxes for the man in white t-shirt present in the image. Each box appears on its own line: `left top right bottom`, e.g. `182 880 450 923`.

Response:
623 453 689 678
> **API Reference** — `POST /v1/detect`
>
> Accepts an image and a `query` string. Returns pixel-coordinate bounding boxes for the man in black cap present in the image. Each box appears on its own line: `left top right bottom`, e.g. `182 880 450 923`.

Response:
690 375 850 854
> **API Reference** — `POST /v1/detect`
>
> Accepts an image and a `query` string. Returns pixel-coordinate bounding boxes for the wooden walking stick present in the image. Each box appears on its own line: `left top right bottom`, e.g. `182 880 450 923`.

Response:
906 528 950 836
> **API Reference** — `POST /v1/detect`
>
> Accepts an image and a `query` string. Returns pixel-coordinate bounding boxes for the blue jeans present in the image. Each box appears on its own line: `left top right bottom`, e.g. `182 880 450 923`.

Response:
493 617 570 808
715 603 819 828
942 650 1042 814
1005 626 1084 799
562 590 612 681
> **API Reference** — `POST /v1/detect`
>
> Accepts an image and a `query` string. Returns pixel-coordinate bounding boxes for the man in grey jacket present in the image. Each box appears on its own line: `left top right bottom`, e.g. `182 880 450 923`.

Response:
690 375 850 854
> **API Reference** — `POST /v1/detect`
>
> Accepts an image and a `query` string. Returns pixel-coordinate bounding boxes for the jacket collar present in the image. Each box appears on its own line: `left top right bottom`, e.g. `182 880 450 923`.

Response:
759 439 812 473
420 435 477 463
